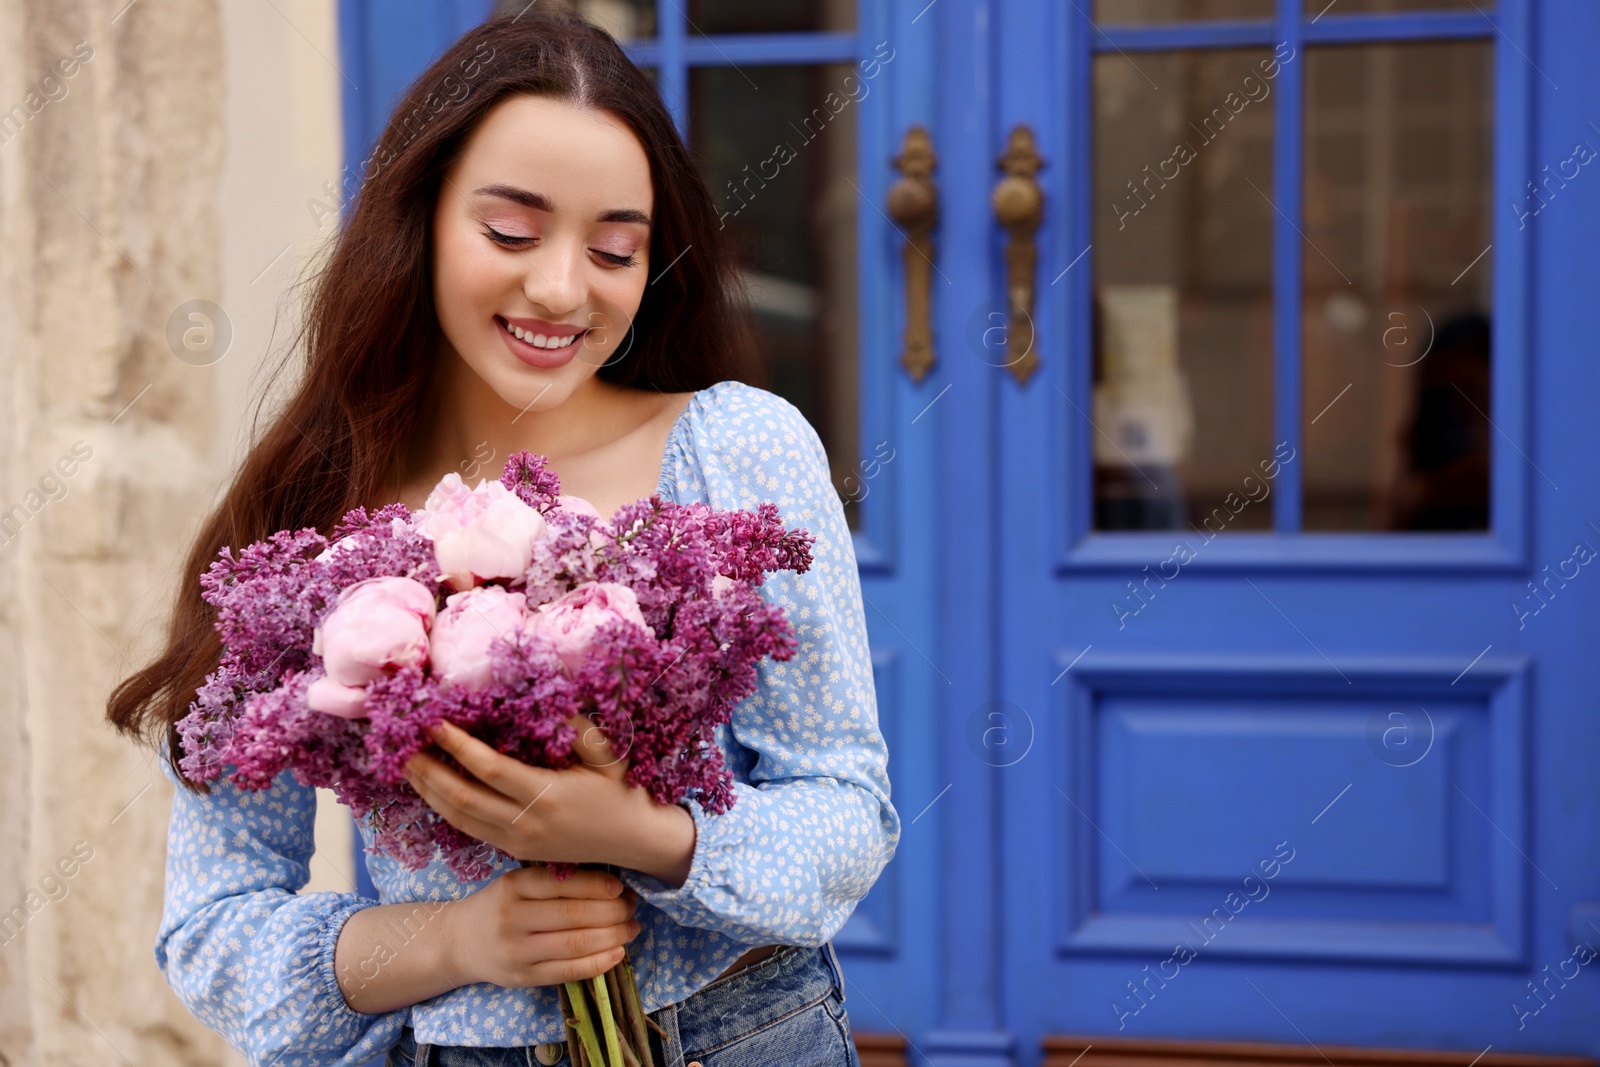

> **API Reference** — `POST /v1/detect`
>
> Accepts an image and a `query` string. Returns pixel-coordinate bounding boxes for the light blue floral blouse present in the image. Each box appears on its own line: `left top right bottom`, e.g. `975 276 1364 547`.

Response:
153 379 900 1066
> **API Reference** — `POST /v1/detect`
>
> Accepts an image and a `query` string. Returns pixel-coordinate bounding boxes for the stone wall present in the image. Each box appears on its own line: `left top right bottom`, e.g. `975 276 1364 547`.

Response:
0 1 347 1063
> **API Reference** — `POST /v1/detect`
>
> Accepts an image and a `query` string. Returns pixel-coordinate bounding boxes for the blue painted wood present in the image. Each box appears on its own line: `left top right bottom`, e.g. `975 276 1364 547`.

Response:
838 0 945 1047
656 0 687 137
1000 0 1600 1057
844 6 898 579
1093 19 1278 51
1055 656 1529 967
1057 531 1525 572
1093 11 1492 51
1061 0 1096 577
997 0 1075 1060
338 0 495 181
1055 0 1529 571
1511 0 1600 1046
1300 11 1499 44
334 0 940 1053
336 0 367 218
623 30 859 66
832 647 903 956
921 0 1008 1061
1271 0 1303 533
340 0 1600 1058
1487 0 1534 569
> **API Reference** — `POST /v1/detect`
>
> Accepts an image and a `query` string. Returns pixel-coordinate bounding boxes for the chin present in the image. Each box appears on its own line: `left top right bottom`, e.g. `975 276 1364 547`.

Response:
441 317 614 416
489 358 597 413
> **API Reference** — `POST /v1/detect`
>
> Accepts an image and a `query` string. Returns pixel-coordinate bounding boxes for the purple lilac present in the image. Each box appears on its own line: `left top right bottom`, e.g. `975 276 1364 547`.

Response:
175 450 815 881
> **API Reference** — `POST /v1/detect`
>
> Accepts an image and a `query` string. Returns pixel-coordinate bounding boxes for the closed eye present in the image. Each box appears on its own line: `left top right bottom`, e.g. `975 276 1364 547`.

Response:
482 225 636 268
482 225 532 248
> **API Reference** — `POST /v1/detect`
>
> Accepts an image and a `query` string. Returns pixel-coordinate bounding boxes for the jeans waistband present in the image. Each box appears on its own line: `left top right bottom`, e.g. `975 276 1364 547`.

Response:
391 943 846 1067
666 942 843 1055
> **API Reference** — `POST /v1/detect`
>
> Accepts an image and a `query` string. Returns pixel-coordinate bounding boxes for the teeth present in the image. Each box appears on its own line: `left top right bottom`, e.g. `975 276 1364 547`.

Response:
504 320 578 349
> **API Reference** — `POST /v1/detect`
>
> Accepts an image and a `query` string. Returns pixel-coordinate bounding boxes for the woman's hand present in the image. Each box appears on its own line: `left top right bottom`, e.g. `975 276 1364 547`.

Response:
443 863 642 989
402 716 696 885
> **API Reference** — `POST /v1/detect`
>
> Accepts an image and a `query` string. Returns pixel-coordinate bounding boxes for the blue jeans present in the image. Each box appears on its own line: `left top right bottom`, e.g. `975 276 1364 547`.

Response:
387 942 862 1067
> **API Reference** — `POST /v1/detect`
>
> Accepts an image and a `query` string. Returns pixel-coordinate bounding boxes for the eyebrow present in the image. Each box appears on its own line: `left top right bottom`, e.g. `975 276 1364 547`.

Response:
472 183 651 226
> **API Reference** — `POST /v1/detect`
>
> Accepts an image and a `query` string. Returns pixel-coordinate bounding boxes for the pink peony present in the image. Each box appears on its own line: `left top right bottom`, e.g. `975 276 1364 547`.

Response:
554 493 613 550
418 473 548 590
555 494 602 520
430 586 529 689
523 581 649 673
176 447 817 881
307 576 437 717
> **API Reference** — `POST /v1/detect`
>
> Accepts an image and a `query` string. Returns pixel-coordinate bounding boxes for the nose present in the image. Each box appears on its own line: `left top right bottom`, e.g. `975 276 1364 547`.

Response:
524 237 585 319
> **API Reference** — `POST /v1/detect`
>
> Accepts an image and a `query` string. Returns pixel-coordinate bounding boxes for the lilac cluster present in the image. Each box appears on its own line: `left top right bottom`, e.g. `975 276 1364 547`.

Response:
175 451 813 882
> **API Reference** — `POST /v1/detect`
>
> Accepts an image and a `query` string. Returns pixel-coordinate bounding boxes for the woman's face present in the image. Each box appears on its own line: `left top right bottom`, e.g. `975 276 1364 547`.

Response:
431 94 653 411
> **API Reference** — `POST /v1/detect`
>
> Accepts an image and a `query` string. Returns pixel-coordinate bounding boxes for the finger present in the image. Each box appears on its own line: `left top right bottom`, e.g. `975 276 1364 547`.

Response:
525 944 628 987
426 721 549 798
405 758 526 847
568 712 631 768
523 894 636 931
525 919 641 965
412 794 516 858
406 752 520 819
511 864 625 900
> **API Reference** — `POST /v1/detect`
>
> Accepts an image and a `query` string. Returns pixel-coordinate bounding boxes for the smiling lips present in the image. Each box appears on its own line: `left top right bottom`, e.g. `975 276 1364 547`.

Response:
495 314 592 369
498 315 590 350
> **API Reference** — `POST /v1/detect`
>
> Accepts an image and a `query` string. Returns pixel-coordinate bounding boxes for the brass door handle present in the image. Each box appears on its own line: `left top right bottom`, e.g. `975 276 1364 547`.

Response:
992 124 1044 385
887 125 938 385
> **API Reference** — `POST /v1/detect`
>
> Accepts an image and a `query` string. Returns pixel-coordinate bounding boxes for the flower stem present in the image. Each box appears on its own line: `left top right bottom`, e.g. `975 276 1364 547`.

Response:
557 983 585 1067
563 980 606 1067
604 964 646 1067
618 954 655 1067
590 972 625 1067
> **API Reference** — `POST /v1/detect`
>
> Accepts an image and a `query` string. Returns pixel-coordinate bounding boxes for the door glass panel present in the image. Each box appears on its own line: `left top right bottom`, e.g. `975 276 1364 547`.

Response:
574 0 656 40
1300 40 1493 531
687 0 855 35
1093 0 1274 24
1091 49 1279 531
690 64 862 528
1303 0 1489 15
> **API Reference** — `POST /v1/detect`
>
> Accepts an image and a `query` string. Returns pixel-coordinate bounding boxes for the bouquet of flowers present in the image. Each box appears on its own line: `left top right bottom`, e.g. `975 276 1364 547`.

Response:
175 450 814 1067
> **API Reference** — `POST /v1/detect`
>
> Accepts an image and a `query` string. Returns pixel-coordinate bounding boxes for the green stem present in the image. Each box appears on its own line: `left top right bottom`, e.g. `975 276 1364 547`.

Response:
618 955 655 1067
590 972 625 1067
563 980 607 1067
557 983 585 1067
604 965 644 1067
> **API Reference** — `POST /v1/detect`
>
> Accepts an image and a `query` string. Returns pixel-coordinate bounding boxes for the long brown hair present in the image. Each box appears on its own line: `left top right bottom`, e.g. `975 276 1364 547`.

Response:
107 8 759 791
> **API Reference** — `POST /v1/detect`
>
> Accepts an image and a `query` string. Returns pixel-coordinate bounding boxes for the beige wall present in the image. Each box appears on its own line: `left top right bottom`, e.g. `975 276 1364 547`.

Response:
0 0 352 1063
218 0 357 910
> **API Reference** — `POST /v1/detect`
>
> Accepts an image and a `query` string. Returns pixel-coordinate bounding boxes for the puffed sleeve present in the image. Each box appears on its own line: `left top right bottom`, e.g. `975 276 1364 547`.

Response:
620 382 902 945
153 736 408 1066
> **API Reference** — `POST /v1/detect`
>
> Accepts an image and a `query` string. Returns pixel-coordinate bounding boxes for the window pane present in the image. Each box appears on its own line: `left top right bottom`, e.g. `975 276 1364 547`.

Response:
574 0 656 39
1304 0 1489 15
1092 49 1280 532
1300 40 1493 531
1094 0 1274 25
690 64 862 528
688 0 854 35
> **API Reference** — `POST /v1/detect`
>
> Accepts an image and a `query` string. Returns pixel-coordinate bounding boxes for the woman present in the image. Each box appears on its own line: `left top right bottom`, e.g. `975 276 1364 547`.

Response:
106 10 899 1066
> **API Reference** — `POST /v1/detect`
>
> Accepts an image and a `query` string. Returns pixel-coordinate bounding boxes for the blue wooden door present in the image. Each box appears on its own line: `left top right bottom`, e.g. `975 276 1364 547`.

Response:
979 0 1600 1060
335 0 941 1054
340 1 1600 1062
